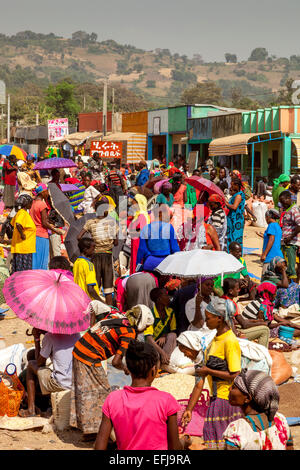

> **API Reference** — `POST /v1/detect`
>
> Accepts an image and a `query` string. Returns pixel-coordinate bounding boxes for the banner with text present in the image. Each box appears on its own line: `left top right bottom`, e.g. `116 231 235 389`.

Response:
90 141 122 159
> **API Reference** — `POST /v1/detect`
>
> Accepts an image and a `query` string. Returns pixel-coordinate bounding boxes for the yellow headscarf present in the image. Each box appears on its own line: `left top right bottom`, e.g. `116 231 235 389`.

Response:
133 194 150 223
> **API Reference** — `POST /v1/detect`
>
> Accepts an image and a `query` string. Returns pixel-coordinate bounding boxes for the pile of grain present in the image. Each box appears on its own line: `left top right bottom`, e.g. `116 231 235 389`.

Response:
278 383 300 417
152 373 196 400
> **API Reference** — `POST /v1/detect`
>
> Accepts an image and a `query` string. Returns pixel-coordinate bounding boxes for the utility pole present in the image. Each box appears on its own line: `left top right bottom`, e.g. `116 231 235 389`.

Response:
112 88 115 133
103 79 107 137
7 94 10 144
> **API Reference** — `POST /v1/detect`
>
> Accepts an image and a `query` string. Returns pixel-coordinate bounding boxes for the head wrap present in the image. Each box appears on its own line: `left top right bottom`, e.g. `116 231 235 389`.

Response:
257 282 277 321
208 193 225 206
234 369 279 421
88 300 111 317
205 297 236 328
177 331 202 352
161 181 172 191
17 172 37 191
125 304 154 332
34 183 48 195
16 194 33 209
133 194 150 223
273 174 290 189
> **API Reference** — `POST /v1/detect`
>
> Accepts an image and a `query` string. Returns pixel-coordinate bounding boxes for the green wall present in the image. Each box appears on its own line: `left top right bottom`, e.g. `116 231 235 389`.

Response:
168 106 187 133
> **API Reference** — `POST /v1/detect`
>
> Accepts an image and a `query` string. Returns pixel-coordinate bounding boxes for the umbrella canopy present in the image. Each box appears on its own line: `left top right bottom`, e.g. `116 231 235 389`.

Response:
3 270 91 334
0 144 27 161
155 249 244 279
65 213 96 262
34 158 77 170
48 183 75 226
60 184 80 192
185 176 225 200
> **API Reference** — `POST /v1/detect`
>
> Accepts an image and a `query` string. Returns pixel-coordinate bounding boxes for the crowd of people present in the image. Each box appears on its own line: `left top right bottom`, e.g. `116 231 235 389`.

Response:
0 150 299 451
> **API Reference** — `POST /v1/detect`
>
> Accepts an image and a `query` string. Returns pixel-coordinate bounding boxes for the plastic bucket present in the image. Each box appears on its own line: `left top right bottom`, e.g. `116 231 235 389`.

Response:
279 326 295 342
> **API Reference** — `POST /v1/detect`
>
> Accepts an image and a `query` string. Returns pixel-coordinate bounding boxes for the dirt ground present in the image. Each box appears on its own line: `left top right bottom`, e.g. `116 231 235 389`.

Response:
0 225 300 450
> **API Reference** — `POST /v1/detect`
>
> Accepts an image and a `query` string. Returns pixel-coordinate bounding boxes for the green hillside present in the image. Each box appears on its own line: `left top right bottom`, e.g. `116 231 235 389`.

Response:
0 31 298 124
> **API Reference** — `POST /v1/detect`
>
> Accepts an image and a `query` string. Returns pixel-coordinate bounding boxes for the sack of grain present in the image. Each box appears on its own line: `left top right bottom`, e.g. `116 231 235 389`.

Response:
270 350 293 385
51 390 71 431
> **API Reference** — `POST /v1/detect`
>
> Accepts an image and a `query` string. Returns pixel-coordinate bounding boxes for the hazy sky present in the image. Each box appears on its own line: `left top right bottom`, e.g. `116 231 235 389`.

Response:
1 0 300 61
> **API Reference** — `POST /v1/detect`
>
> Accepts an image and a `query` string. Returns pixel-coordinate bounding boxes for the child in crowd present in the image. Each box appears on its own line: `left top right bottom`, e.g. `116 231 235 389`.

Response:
48 255 73 280
144 288 177 366
73 238 103 303
214 242 256 299
222 278 270 348
95 340 191 450
78 197 118 306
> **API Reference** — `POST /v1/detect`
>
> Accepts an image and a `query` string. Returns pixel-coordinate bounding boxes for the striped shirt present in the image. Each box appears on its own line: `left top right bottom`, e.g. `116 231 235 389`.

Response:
210 208 226 228
73 316 137 367
241 300 262 320
83 217 118 253
109 170 122 186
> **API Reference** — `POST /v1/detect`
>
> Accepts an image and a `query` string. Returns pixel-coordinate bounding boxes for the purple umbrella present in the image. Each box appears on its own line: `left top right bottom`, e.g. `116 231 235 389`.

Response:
60 184 79 192
34 158 77 170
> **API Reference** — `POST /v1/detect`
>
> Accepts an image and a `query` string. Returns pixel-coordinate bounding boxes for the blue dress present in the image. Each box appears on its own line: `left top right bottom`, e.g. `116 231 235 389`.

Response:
226 191 246 252
136 221 180 272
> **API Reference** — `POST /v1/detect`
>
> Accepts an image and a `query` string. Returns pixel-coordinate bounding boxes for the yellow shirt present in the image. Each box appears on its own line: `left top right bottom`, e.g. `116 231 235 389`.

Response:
206 329 241 400
144 305 176 339
73 256 100 299
11 209 36 254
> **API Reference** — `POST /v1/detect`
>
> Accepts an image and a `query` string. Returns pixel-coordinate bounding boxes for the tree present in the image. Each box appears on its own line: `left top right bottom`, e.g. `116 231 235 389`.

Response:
90 32 98 43
146 80 156 88
248 47 268 61
45 80 80 125
225 53 237 63
181 81 224 105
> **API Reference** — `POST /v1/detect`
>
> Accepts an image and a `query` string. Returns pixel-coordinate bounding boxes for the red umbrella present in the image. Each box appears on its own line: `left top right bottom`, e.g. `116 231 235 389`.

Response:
185 176 225 200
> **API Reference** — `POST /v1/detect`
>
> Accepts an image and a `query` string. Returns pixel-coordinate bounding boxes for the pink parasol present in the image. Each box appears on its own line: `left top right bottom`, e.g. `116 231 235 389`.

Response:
185 176 225 200
3 270 91 334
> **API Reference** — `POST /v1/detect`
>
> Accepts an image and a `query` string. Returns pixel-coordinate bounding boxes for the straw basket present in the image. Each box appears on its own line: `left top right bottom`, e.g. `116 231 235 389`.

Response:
51 390 71 431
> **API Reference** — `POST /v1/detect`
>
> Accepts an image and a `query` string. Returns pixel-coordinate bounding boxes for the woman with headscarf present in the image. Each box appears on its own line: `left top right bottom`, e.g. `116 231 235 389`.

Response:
224 370 293 450
262 256 300 309
70 304 154 440
272 174 290 210
178 211 220 252
128 194 150 275
10 194 36 273
156 181 174 208
181 297 243 450
208 194 228 251
226 177 246 253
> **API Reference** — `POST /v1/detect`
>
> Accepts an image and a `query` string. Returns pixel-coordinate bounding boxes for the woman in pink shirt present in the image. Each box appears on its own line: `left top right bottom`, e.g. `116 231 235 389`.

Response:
95 340 191 451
